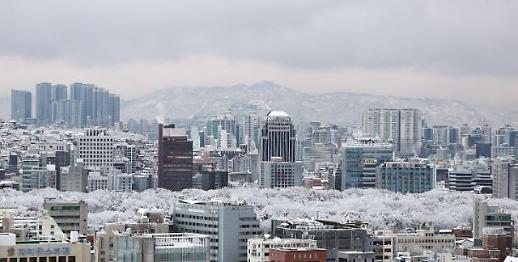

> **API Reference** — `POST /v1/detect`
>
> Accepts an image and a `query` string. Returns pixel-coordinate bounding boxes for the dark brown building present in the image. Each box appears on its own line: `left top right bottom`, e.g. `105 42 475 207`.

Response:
269 248 327 262
158 124 193 191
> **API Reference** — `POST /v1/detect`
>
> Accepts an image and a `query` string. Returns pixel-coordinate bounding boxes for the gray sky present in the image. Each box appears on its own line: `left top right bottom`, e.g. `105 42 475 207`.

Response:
1 0 517 107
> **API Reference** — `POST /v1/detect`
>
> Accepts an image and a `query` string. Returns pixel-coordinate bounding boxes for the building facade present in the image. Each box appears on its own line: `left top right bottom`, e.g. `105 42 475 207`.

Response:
376 161 435 194
492 158 518 200
157 124 193 191
341 139 394 190
174 199 262 262
10 89 32 123
43 199 88 235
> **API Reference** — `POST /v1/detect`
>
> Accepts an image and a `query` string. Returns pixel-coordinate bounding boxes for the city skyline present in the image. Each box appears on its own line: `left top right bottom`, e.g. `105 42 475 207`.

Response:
2 1 518 261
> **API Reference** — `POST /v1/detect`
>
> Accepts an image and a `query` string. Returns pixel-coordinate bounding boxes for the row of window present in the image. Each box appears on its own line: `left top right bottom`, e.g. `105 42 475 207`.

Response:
0 256 76 262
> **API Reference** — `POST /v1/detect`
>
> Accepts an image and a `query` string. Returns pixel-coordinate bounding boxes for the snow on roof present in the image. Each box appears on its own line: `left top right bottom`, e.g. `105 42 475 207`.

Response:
267 111 289 118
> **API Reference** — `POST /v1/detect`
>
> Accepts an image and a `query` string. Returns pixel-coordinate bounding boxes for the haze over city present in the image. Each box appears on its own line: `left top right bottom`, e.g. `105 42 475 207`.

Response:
1 0 518 107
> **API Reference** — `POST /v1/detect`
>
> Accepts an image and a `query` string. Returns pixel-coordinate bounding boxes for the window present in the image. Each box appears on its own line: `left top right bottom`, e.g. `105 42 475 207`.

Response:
68 257 76 262
59 257 67 262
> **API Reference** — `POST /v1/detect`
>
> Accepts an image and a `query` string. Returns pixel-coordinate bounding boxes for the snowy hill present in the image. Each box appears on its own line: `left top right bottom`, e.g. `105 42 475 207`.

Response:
122 81 512 126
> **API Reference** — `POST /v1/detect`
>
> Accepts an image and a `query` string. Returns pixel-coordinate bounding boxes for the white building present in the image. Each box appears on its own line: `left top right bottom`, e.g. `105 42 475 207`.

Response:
174 198 262 262
395 226 456 254
372 230 395 262
247 236 317 262
77 128 114 168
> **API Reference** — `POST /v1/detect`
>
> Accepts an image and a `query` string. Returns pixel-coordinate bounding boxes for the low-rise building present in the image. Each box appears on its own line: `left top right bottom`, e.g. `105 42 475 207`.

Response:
0 233 91 262
395 226 456 254
116 233 210 262
43 199 88 236
268 248 327 262
248 236 318 262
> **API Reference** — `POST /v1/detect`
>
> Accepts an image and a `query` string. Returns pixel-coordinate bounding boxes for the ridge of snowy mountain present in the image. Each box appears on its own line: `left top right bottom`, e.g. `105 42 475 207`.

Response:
121 81 510 126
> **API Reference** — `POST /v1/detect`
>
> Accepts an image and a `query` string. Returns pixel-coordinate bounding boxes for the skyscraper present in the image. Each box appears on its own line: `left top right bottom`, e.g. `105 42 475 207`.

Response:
259 111 301 188
158 124 193 191
10 89 32 123
68 82 120 128
36 83 67 126
492 157 518 200
362 108 422 155
260 111 296 162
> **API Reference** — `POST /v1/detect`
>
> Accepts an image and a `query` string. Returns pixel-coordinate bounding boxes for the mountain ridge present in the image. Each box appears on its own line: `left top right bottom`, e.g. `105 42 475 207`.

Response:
121 81 512 126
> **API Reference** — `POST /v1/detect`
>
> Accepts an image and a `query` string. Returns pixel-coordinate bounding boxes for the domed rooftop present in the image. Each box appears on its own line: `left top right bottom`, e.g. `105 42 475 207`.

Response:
267 111 289 118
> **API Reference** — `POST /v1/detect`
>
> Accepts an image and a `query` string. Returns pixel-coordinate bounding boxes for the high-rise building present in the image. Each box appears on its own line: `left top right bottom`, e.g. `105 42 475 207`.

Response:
376 161 435 193
10 89 32 123
341 138 394 190
158 124 193 191
362 108 422 155
492 158 518 200
69 82 120 128
36 83 67 126
259 111 302 188
76 128 114 169
260 111 296 162
174 198 262 262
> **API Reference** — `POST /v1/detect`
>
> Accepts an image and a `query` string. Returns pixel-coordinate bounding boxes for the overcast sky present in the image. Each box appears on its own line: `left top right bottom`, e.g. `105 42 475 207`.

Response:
1 0 517 107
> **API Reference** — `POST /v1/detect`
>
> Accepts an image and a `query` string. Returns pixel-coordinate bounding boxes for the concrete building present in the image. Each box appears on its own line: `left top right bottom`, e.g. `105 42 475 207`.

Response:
372 230 395 262
272 219 370 262
341 139 394 190
336 251 376 262
260 158 303 188
268 248 327 262
158 124 193 191
59 163 88 192
492 158 518 200
43 199 88 235
76 128 114 169
447 161 492 192
95 210 170 262
174 198 262 262
376 161 435 194
395 226 456 254
0 233 91 262
0 214 65 241
10 89 32 123
248 236 318 262
472 198 514 241
87 172 109 191
115 233 210 262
